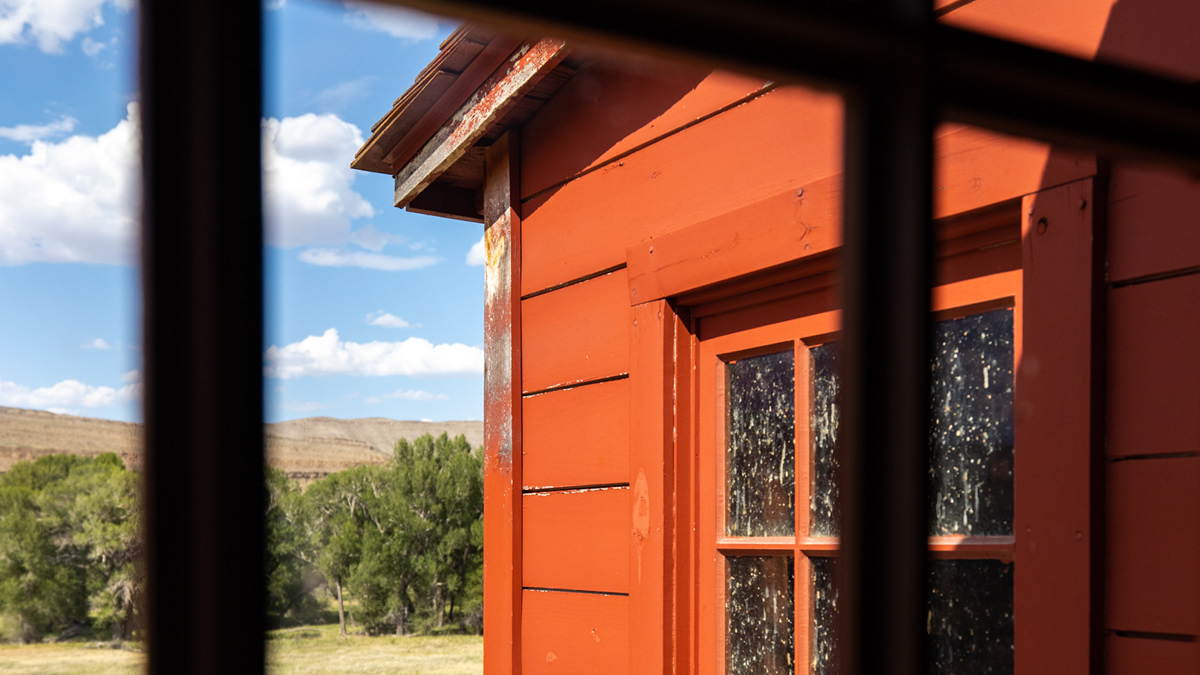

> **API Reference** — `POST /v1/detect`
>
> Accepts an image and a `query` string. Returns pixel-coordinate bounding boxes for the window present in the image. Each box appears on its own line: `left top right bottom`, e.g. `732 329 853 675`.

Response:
697 272 1020 674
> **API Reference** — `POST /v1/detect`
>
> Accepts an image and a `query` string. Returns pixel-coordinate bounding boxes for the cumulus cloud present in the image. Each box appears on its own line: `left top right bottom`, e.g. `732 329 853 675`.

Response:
262 113 374 248
82 337 110 350
466 236 485 266
265 328 483 379
366 311 415 329
0 102 139 265
120 369 139 383
0 115 77 143
297 248 439 271
349 224 405 252
0 376 139 410
0 0 133 53
342 2 440 41
80 35 102 55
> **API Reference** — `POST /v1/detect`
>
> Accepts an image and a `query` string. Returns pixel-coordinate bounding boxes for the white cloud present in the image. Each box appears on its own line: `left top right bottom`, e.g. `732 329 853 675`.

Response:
80 35 102 55
0 102 139 265
312 76 374 112
466 236 485 266
349 224 405 252
342 2 440 41
264 0 286 9
262 113 374 248
297 248 439 271
366 311 414 329
383 389 448 401
0 0 132 53
120 369 140 383
82 337 110 350
0 115 77 143
0 377 137 409
365 396 381 403
265 328 483 379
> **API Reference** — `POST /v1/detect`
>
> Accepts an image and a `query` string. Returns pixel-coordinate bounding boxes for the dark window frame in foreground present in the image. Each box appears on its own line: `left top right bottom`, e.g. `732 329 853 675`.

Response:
137 1 1200 673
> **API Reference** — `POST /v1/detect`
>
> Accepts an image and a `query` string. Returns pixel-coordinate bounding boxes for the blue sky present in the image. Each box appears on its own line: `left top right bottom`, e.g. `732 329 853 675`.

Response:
0 0 486 423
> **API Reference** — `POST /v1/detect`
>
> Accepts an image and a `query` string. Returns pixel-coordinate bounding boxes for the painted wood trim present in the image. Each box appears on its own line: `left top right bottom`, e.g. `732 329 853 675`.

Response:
394 38 568 208
482 132 522 674
629 300 675 674
1015 177 1104 674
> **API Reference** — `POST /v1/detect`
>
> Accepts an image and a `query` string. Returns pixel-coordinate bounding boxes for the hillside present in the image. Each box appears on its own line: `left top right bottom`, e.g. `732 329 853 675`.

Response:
0 406 483 482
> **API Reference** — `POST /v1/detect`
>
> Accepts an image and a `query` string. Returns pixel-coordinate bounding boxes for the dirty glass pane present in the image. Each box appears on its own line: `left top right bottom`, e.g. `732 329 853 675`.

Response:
726 350 796 537
809 342 841 537
928 309 1015 536
811 557 839 675
727 556 795 675
928 560 1015 674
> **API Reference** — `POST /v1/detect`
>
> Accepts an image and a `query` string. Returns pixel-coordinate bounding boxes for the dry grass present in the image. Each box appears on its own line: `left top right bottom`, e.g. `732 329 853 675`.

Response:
0 626 482 675
0 642 144 675
267 624 482 675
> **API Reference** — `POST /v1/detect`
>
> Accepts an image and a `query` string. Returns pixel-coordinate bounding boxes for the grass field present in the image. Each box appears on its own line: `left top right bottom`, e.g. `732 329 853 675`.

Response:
0 625 482 675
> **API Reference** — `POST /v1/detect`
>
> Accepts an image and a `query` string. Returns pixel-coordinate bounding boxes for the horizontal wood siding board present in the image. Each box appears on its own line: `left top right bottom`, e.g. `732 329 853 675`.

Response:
1106 634 1200 674
1108 162 1200 283
522 589 629 673
940 0 1200 82
932 124 1095 219
1107 275 1200 458
523 487 630 593
523 378 630 489
521 64 771 199
1107 456 1200 635
521 268 631 393
520 86 844 296
626 177 841 305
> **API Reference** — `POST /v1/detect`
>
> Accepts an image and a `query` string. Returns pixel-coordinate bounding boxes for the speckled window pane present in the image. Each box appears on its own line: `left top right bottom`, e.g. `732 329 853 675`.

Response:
727 556 795 675
928 309 1014 536
809 342 841 537
927 560 1014 674
726 351 796 537
811 557 839 675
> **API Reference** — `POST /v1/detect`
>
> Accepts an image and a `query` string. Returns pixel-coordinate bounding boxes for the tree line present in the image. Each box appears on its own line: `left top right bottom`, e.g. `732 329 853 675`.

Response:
0 432 482 643
266 432 484 636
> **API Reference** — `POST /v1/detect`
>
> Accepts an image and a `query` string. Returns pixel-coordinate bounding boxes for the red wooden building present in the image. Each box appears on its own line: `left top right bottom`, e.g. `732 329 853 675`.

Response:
352 3 1200 672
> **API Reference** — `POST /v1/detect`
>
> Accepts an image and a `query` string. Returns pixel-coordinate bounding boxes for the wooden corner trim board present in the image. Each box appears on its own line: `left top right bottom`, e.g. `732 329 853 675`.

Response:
394 38 569 209
483 132 522 674
1015 177 1104 673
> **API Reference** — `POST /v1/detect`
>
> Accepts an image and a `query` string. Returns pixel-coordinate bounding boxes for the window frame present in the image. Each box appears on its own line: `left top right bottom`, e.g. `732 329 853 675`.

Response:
694 269 1022 675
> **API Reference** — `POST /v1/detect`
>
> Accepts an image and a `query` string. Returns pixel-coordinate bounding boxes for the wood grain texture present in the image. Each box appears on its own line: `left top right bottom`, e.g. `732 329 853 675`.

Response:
521 86 843 296
1015 178 1102 674
522 589 629 674
1107 456 1200 635
629 301 674 674
1108 274 1200 458
523 487 630 593
932 124 1095 220
482 132 521 673
393 39 567 208
1108 162 1200 283
1106 633 1200 674
521 63 770 199
626 177 840 305
522 268 631 393
523 378 630 490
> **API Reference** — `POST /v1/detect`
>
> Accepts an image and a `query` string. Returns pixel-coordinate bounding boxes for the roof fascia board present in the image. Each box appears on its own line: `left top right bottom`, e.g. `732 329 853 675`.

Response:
381 35 525 172
393 38 569 209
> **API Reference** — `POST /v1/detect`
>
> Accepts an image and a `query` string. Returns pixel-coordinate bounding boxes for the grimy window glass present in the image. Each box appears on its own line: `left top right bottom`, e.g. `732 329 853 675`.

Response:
725 350 796 537
726 555 795 675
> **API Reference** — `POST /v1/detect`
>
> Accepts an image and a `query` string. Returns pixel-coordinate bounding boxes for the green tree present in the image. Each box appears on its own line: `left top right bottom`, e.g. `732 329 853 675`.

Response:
0 454 141 643
264 467 317 626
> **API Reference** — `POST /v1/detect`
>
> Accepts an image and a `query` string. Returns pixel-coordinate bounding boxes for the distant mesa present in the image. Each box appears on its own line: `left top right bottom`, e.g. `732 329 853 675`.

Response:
0 406 483 483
